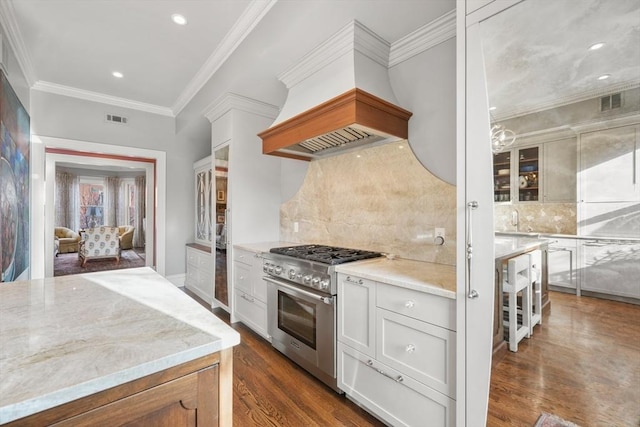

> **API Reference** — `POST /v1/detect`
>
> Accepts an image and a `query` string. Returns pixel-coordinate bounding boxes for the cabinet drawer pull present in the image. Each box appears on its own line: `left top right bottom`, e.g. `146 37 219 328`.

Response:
364 359 404 383
404 300 415 309
346 276 363 285
405 344 416 353
241 294 254 303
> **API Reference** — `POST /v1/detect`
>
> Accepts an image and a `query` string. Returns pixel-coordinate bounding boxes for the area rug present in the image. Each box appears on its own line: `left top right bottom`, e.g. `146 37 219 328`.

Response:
54 249 145 277
534 412 581 427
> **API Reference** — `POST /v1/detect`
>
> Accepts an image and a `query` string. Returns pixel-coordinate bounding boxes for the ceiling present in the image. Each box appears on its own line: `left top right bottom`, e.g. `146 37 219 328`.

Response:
1 0 454 119
481 0 640 120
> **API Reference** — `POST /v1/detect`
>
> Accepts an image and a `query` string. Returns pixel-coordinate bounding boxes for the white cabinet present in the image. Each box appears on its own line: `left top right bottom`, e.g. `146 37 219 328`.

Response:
579 239 640 300
193 156 213 246
493 145 541 203
337 273 456 427
185 245 213 304
548 237 577 291
543 137 577 202
232 246 269 339
580 125 640 203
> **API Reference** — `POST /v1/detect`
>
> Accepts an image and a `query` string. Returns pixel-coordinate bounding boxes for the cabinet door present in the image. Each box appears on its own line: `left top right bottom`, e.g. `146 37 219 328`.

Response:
544 138 577 202
493 151 512 203
580 125 640 202
516 146 540 202
580 240 640 299
376 308 456 397
337 274 376 357
233 261 252 295
338 343 455 427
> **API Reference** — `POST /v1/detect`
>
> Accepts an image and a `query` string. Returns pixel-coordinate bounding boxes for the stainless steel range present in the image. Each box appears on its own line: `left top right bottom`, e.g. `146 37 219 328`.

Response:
264 244 382 392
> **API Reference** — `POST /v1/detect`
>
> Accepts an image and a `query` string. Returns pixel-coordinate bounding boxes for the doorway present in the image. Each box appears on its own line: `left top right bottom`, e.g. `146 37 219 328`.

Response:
34 135 167 278
213 144 229 310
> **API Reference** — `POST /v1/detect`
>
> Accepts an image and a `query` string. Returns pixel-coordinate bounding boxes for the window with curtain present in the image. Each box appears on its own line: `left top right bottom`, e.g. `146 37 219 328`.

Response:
78 178 105 228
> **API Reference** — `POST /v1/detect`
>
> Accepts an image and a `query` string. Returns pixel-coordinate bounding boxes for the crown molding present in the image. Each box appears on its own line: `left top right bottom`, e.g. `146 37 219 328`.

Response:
32 81 174 117
494 80 640 121
172 0 278 116
277 20 390 90
203 92 279 123
389 9 456 67
0 0 37 85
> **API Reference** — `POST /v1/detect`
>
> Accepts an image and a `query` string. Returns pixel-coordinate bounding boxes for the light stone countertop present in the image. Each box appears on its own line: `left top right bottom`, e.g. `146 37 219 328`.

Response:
0 267 240 424
494 235 551 260
335 257 456 299
233 241 301 254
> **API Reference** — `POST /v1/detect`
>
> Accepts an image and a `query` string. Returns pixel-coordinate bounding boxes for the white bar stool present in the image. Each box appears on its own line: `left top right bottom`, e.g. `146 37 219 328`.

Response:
529 250 543 334
503 253 532 352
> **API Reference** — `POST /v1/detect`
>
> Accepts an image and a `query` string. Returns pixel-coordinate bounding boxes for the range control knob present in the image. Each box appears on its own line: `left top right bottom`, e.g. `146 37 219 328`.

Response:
303 275 312 285
274 265 283 275
267 264 274 273
288 269 296 279
319 279 330 291
312 277 320 288
263 264 269 273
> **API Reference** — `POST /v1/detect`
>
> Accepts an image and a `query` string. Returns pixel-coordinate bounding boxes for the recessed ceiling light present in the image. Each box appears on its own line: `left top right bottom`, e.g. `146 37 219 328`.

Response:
112 71 123 78
171 14 187 25
489 106 497 111
598 74 611 80
589 42 605 51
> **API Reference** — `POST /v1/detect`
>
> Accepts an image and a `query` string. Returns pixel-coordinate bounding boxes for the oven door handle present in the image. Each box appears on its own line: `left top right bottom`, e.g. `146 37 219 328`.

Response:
264 276 334 305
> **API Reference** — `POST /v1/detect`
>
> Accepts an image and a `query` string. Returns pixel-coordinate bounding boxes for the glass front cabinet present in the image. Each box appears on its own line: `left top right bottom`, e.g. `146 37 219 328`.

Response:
493 145 540 203
194 156 213 246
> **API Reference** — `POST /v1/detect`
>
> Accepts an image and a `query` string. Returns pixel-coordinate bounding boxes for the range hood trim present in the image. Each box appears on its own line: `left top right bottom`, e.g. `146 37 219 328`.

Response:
259 88 412 161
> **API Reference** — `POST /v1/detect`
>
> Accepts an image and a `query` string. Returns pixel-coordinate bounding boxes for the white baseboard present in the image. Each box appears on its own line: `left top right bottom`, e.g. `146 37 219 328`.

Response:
164 273 185 287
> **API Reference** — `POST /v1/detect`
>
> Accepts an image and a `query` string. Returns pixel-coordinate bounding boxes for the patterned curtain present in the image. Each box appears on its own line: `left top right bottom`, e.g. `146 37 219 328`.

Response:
104 176 120 226
55 172 78 230
133 175 146 248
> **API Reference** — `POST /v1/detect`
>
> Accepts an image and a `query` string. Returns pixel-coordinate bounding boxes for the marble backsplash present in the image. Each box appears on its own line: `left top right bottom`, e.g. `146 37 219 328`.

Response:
494 203 577 234
280 140 457 265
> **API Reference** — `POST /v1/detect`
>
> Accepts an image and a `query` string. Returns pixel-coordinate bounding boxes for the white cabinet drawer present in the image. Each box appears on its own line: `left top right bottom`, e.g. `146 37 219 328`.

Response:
234 262 252 294
377 283 455 331
234 289 268 339
338 344 455 427
186 248 199 267
377 309 455 397
234 248 255 266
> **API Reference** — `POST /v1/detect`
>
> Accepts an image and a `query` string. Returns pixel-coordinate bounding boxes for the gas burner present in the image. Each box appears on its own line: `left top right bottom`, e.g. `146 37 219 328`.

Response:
270 244 382 265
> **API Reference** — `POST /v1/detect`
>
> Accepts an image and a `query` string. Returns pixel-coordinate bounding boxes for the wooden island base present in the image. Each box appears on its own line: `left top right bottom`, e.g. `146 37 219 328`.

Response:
5 349 233 427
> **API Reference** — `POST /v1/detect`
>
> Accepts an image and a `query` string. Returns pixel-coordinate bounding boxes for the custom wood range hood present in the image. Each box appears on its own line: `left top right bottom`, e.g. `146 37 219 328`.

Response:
258 21 413 161
259 88 412 161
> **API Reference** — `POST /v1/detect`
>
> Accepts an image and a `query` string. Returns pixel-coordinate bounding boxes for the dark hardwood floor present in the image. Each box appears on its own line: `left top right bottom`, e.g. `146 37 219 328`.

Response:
183 288 384 427
183 288 639 427
488 291 640 427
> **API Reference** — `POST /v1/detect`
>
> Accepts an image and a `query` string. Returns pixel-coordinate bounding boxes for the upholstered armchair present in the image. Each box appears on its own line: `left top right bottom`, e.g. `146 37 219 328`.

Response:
117 225 134 250
78 226 120 267
54 226 81 254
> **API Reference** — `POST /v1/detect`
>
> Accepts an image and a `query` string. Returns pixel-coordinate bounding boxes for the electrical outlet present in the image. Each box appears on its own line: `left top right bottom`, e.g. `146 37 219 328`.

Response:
435 228 445 239
294 222 299 233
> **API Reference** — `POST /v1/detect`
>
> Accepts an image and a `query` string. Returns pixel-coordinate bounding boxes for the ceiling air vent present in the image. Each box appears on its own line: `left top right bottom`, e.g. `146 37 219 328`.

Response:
600 93 622 112
105 113 128 125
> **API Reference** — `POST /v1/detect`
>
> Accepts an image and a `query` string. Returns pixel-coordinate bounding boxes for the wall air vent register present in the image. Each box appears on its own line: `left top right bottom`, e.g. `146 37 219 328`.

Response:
105 113 128 125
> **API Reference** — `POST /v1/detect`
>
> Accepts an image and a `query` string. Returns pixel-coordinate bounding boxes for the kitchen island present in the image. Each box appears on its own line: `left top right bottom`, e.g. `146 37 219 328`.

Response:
493 235 551 355
0 267 240 426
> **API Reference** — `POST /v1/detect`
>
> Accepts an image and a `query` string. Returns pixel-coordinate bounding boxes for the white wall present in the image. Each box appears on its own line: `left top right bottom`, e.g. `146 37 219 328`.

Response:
30 91 208 276
390 38 457 185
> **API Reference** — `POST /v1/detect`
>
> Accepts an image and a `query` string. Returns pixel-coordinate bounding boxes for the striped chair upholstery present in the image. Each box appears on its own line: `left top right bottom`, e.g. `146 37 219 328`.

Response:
78 226 121 267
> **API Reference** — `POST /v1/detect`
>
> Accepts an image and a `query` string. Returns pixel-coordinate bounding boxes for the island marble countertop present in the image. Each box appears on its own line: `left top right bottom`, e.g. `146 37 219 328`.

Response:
0 267 240 424
494 235 551 260
335 257 456 299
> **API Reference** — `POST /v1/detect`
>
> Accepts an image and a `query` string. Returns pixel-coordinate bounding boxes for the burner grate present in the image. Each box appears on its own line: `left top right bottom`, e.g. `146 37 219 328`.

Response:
270 244 382 265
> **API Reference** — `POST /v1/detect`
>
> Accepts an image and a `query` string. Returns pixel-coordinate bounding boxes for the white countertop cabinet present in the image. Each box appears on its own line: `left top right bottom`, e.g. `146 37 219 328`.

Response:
185 244 213 304
232 246 269 340
337 270 456 427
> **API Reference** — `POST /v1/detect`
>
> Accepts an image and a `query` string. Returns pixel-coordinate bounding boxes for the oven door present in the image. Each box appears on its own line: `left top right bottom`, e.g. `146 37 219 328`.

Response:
264 276 336 383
